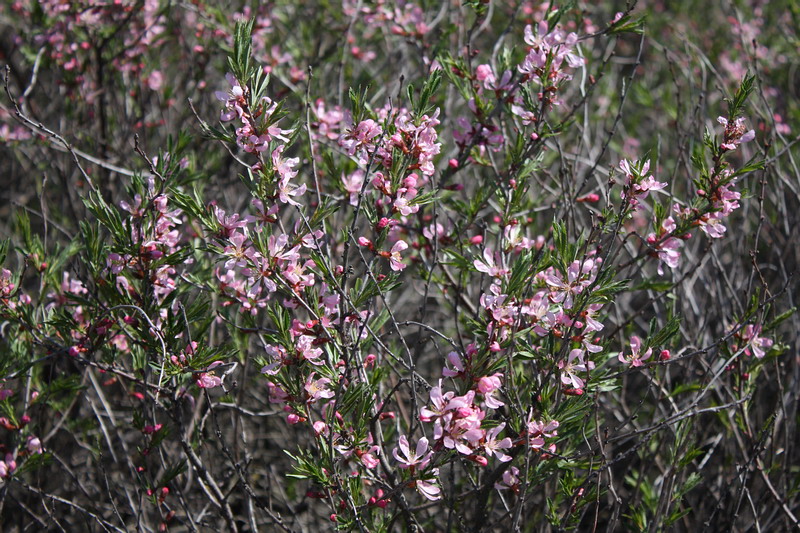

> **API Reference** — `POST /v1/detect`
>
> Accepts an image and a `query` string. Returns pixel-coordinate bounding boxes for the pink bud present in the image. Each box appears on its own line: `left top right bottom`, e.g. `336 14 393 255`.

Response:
449 158 459 169
470 235 483 245
468 455 488 467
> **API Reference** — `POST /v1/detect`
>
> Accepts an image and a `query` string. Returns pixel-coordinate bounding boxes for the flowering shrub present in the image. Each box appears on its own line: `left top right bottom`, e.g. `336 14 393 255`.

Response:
0 1 798 531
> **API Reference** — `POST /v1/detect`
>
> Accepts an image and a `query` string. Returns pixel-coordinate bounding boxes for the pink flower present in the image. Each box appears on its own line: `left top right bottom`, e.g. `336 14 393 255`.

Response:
388 240 408 271
740 324 773 359
474 248 509 278
0 453 17 478
525 416 559 449
304 372 335 403
196 372 222 389
442 351 466 378
419 382 456 422
646 216 682 275
477 374 504 409
495 466 520 491
545 259 598 309
619 336 653 367
519 21 582 83
360 447 380 469
718 116 755 151
619 159 667 209
339 118 383 164
414 475 442 501
216 73 246 122
393 435 432 470
558 349 594 389
27 436 43 455
482 424 513 462
195 361 227 389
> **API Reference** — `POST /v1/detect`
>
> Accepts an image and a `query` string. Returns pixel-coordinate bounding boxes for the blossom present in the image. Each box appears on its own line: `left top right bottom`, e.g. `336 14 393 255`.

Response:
0 453 16 478
477 374 504 409
195 361 232 389
442 351 466 378
215 73 246 122
718 116 755 151
646 216 683 275
519 21 582 83
196 366 223 389
740 324 773 359
525 416 560 450
495 466 520 492
27 436 43 455
558 349 594 389
619 159 667 209
473 248 509 278
544 259 598 309
482 424 513 462
339 118 383 164
414 477 442 501
388 240 408 271
272 146 306 206
618 336 653 367
304 372 335 403
393 435 432 470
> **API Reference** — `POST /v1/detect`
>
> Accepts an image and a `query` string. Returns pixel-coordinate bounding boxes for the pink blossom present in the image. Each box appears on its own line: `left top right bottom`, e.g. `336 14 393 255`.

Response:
0 453 16 478
304 372 335 403
442 351 466 378
388 240 408 271
482 424 513 462
27 436 43 455
196 372 222 389
477 374 505 409
646 216 682 275
473 248 509 278
619 336 653 367
558 349 594 389
519 21 582 83
495 466 520 491
545 259 598 309
415 477 442 501
718 116 755 151
216 73 246 122
740 324 773 359
619 159 667 209
196 361 229 389
393 435 432 470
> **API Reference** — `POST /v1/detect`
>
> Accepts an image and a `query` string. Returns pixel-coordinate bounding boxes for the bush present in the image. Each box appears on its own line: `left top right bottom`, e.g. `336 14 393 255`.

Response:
0 1 798 531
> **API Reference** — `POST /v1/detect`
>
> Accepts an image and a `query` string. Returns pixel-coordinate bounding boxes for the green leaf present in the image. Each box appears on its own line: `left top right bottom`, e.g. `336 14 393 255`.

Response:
607 14 646 35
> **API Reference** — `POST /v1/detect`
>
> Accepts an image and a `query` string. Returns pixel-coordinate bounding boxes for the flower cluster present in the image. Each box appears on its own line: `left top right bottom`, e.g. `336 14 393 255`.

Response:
618 159 667 210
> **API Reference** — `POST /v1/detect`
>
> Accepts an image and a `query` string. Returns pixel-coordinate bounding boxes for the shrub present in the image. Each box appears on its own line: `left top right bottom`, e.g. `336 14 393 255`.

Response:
0 1 797 531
